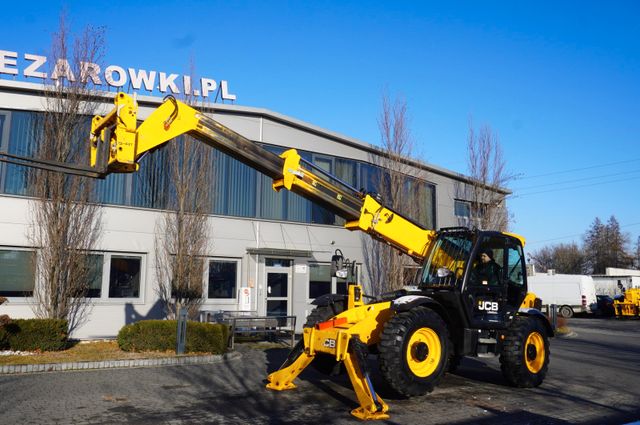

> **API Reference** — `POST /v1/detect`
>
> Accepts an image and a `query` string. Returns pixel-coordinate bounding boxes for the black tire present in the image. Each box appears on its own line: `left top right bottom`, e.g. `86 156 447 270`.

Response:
559 305 573 318
378 307 450 397
448 353 463 373
304 301 345 375
500 316 550 388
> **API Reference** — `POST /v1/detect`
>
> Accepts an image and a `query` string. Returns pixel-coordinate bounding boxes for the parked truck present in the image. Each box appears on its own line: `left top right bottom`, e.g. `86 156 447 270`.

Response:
527 272 597 318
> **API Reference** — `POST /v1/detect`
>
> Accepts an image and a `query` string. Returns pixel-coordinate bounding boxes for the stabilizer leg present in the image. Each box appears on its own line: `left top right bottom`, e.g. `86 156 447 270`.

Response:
343 336 389 420
266 339 314 391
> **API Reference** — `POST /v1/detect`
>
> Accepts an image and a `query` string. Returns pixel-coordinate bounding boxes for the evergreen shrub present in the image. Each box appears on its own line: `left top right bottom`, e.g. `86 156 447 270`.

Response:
117 320 228 354
0 319 68 351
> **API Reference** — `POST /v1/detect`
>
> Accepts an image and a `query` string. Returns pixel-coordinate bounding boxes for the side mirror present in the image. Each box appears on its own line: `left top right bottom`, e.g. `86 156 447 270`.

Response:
437 267 452 278
331 249 355 281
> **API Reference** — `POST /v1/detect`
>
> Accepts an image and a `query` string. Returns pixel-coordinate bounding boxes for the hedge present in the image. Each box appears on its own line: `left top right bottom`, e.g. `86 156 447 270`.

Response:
0 319 68 351
117 320 229 354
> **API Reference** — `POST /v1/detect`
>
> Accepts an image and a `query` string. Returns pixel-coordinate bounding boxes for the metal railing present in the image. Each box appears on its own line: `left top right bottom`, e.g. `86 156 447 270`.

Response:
201 310 297 349
229 315 297 349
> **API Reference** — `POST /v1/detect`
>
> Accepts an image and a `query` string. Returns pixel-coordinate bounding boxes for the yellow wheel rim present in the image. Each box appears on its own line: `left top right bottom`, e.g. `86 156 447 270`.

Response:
406 327 441 377
525 331 545 373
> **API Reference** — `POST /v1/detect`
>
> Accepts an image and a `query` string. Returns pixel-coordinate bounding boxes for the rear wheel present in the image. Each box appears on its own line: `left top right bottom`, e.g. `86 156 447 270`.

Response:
304 301 345 375
379 307 449 397
500 316 550 387
559 305 573 318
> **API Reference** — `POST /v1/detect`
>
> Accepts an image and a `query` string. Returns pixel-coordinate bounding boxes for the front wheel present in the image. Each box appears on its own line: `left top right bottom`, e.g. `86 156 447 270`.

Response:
500 316 550 387
378 307 450 397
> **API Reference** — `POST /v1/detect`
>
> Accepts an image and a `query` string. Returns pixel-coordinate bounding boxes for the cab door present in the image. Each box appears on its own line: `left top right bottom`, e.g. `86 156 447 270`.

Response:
505 241 528 310
463 234 510 328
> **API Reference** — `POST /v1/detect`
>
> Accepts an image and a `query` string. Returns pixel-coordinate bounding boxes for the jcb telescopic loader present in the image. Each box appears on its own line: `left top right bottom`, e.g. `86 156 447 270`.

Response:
614 288 640 317
81 93 552 420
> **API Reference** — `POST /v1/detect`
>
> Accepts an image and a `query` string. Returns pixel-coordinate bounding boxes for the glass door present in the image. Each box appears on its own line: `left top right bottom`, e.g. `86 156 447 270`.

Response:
265 258 292 324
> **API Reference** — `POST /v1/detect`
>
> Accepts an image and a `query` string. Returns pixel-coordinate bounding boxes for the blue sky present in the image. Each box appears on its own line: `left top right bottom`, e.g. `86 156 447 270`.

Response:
2 1 639 253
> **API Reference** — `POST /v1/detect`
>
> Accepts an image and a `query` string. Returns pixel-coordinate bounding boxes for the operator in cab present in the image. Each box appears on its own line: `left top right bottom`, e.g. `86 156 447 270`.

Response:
473 248 502 286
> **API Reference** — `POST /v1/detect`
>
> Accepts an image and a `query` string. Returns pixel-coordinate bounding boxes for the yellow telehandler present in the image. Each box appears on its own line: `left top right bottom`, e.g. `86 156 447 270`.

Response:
3 92 552 420
614 288 640 317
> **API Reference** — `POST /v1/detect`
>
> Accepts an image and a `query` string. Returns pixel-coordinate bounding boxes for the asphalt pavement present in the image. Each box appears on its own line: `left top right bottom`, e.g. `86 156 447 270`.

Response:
0 317 639 424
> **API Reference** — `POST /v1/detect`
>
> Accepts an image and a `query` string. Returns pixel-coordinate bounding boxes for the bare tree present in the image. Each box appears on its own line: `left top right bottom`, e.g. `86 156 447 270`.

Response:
530 243 586 274
27 15 104 333
363 93 427 295
466 122 513 231
155 65 214 319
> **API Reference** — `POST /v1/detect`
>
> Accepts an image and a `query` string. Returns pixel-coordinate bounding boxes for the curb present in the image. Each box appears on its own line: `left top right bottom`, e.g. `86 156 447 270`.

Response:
0 351 242 375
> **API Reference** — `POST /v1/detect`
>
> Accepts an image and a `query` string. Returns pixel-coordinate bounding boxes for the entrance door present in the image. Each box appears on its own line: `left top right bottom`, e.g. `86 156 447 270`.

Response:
464 235 525 328
265 258 292 323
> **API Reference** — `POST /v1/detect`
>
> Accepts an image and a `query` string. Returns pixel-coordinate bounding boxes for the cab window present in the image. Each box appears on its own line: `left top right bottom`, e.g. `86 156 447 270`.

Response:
506 245 525 286
469 236 505 286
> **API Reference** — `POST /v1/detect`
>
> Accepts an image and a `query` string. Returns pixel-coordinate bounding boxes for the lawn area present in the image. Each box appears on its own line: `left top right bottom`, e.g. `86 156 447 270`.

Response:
0 340 186 366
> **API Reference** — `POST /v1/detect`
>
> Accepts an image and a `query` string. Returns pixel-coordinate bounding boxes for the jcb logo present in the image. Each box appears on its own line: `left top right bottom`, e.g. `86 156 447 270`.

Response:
323 338 336 349
478 301 499 311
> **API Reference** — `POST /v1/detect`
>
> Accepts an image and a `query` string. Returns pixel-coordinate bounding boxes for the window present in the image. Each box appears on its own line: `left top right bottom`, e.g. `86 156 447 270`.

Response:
108 255 142 298
0 113 5 144
131 146 171 209
0 249 142 301
266 258 292 268
405 177 436 229
421 233 473 287
0 248 35 297
86 254 104 298
3 110 35 196
208 260 238 299
309 263 332 299
507 245 525 287
75 252 146 301
469 236 505 287
360 163 383 195
222 154 257 218
454 200 471 218
336 158 357 187
308 262 359 299
0 110 442 230
0 111 9 191
310 155 337 225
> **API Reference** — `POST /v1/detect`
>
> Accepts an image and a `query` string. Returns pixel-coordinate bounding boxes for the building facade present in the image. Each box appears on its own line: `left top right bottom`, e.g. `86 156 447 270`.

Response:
0 80 497 339
592 268 640 296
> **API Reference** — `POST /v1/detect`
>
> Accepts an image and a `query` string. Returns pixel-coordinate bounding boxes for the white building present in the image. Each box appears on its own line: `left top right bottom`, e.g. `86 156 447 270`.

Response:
0 79 505 339
592 268 640 296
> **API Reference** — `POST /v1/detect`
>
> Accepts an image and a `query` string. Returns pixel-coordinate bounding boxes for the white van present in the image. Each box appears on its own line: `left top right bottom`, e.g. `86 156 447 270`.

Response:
527 273 598 318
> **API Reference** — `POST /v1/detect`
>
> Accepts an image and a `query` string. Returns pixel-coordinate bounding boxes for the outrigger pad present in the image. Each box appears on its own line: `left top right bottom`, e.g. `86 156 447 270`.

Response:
350 407 390 421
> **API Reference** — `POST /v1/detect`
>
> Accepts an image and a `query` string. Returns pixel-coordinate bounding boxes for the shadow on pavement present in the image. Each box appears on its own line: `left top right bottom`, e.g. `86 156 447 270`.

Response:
87 344 640 425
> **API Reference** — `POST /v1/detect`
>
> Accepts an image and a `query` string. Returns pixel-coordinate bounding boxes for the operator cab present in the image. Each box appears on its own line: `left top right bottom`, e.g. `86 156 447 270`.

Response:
419 228 529 329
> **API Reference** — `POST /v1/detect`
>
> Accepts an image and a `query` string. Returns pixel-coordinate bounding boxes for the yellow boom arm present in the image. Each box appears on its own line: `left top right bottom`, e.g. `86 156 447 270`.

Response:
90 92 435 260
